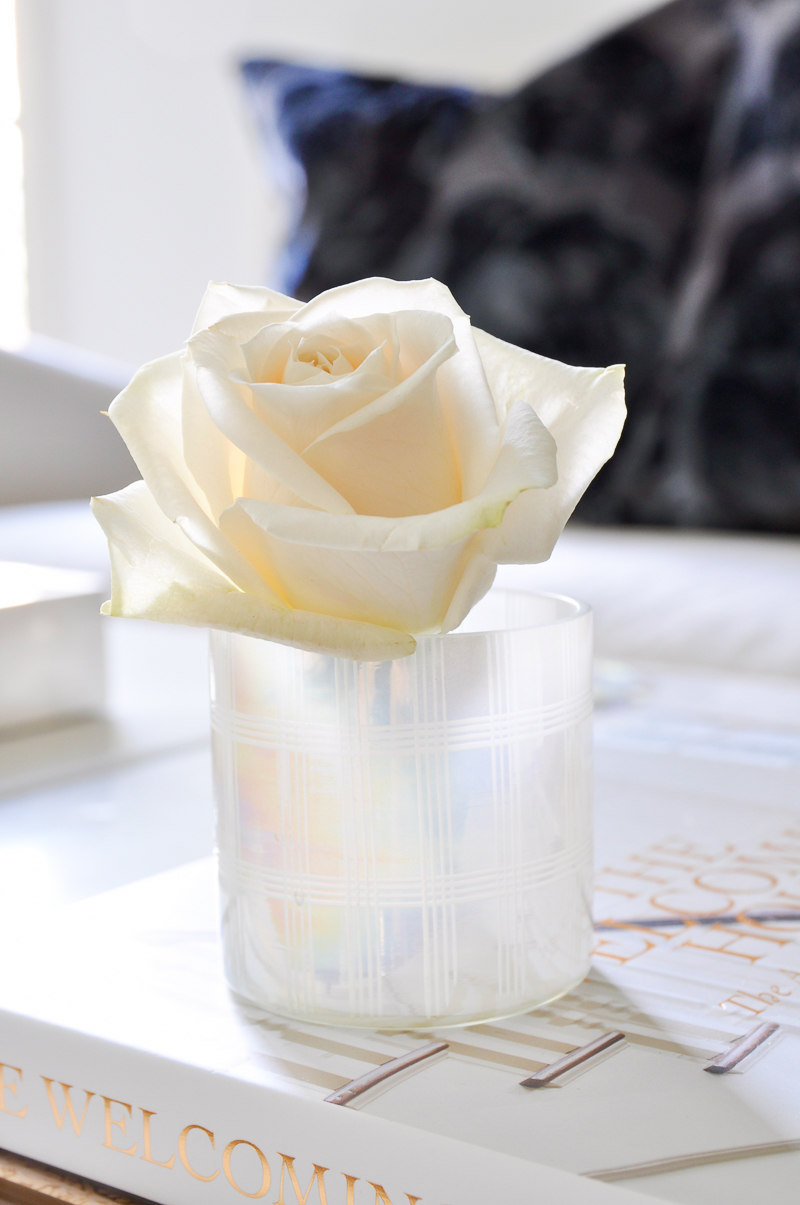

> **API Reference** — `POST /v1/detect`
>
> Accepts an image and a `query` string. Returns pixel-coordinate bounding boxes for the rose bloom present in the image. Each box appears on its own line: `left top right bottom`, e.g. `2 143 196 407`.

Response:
92 278 625 659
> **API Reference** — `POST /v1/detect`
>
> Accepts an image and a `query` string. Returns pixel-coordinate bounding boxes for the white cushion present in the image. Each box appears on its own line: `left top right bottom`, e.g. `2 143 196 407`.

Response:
497 526 800 677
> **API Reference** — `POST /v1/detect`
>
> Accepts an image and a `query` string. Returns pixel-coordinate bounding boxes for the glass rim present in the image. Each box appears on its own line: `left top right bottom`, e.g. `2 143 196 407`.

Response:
425 589 591 644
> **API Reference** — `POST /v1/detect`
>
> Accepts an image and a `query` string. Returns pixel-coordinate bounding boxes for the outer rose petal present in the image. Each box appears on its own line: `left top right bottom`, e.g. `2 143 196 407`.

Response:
474 328 626 563
221 508 472 632
441 550 497 632
224 399 555 554
107 352 272 599
191 281 301 334
91 483 415 660
210 309 301 345
92 480 259 596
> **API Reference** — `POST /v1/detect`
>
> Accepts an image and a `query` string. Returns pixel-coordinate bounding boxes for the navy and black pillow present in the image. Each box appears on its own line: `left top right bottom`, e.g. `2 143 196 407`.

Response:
242 0 800 533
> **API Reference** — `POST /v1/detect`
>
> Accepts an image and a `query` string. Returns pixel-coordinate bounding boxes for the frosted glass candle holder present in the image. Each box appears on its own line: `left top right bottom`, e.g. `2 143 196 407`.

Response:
211 590 593 1029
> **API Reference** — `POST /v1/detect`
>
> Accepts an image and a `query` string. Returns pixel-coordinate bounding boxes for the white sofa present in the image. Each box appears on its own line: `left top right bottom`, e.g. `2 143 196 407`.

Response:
0 336 135 505
498 527 800 679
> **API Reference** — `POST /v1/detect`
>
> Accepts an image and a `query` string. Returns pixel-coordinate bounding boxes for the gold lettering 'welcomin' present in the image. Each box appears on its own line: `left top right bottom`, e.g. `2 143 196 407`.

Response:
101 1097 137 1156
223 1139 271 1198
141 1109 175 1169
0 1065 26 1118
0 1063 425 1203
370 1184 422 1205
275 1153 328 1205
178 1124 219 1182
41 1080 94 1135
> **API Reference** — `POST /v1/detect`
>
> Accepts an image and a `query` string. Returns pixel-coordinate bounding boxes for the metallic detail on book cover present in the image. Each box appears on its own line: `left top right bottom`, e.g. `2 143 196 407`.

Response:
325 1042 449 1106
704 1022 780 1074
586 1136 800 1182
595 910 800 930
520 1032 625 1088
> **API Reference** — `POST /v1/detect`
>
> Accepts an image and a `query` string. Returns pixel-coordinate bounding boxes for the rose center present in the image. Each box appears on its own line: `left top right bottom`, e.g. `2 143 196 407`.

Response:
297 343 342 374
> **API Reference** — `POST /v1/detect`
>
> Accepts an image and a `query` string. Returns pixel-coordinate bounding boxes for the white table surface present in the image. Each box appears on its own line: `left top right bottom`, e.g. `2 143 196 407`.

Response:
0 500 214 934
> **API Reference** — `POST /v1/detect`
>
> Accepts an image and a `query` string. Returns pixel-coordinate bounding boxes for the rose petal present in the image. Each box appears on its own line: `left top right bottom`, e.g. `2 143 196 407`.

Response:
91 483 415 660
192 282 301 334
92 479 267 593
440 549 497 632
301 314 460 516
247 364 393 452
291 278 502 498
304 312 455 444
303 382 460 516
224 400 554 555
94 481 227 577
223 496 495 554
240 326 394 453
474 328 626 563
482 398 558 496
222 500 471 632
188 329 356 515
182 354 246 520
107 353 272 598
209 309 300 343
218 400 554 634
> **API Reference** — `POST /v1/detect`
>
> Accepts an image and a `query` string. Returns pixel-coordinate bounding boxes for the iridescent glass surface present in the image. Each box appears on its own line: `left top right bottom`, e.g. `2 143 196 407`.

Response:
211 590 593 1028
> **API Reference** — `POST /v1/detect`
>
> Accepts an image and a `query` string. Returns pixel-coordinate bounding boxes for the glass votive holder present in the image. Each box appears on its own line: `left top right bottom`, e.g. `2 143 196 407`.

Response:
211 589 593 1029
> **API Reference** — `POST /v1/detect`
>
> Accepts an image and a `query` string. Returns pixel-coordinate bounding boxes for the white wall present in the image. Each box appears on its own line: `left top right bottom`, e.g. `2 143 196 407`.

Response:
0 0 25 349
16 0 667 368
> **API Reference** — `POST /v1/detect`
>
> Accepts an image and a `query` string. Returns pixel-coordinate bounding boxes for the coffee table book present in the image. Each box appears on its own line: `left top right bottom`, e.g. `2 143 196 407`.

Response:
0 561 105 734
2 706 800 1205
0 857 655 1205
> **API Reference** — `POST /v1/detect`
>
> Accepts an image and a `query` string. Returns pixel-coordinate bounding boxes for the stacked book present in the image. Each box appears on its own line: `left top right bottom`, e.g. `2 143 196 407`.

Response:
2 663 800 1205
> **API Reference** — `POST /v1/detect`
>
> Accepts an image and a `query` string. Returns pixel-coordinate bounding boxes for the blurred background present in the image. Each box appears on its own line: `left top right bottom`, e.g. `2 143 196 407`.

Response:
4 0 800 528
2 0 670 509
4 0 664 363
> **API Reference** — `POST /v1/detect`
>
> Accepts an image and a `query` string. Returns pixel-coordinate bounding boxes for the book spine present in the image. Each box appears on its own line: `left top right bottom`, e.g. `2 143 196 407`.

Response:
0 1009 641 1205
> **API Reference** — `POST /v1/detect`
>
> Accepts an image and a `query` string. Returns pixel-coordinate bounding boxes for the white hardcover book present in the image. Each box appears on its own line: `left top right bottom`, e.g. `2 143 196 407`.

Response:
0 857 658 1205
2 668 800 1205
0 561 105 732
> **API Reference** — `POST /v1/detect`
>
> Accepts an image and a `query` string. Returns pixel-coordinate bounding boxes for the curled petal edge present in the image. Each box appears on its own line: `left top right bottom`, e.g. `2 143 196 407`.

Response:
192 281 301 335
101 578 417 661
91 484 416 661
474 327 625 564
441 550 497 633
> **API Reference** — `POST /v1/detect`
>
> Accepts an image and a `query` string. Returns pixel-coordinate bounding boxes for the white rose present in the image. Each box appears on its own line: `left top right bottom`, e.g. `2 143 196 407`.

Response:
91 278 625 660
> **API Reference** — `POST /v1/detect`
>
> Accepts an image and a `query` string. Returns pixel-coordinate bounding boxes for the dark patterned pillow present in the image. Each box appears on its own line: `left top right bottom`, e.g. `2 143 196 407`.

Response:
242 0 800 532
